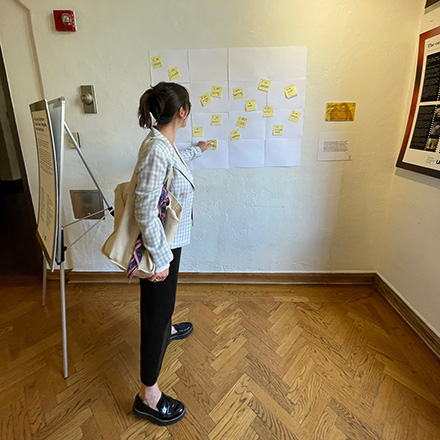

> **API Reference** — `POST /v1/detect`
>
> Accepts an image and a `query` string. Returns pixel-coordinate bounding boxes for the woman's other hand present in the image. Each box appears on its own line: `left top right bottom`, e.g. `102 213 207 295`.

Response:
197 140 212 152
149 268 169 283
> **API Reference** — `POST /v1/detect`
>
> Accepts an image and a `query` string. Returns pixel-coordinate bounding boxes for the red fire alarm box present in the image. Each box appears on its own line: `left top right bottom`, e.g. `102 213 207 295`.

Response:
53 10 76 32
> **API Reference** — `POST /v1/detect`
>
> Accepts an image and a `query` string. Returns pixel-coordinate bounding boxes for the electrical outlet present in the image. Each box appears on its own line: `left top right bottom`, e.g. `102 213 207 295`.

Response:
66 132 80 149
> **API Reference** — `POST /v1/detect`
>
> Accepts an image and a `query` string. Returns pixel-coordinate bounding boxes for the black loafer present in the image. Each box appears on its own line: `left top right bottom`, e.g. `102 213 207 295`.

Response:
170 322 193 342
132 393 186 426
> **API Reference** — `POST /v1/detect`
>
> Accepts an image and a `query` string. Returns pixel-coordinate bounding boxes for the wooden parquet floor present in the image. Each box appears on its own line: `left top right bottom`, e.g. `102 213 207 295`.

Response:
1 276 440 440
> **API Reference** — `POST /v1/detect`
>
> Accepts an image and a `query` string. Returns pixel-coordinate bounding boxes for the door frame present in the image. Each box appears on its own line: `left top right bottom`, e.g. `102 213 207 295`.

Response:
0 42 42 270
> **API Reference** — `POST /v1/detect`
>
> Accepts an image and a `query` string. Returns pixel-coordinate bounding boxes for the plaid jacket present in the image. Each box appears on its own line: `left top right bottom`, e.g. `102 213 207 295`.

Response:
134 128 201 270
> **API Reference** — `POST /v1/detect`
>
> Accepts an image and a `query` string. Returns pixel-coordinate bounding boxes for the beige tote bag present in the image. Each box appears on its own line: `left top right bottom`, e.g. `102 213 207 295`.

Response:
102 161 182 279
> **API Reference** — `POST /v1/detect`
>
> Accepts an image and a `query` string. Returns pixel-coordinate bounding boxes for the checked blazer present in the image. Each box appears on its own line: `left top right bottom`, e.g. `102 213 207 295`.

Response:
134 128 201 271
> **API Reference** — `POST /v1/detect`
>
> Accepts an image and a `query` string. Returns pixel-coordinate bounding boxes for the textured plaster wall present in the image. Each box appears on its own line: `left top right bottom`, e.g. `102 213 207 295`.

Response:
377 6 440 336
0 0 424 275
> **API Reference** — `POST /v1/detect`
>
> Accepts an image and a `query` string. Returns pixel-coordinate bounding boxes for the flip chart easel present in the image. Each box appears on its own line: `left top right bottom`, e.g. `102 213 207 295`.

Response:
30 97 113 378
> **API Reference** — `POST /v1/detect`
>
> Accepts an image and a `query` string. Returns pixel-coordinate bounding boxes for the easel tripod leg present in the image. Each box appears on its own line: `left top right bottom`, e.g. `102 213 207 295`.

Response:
60 261 69 378
42 253 47 307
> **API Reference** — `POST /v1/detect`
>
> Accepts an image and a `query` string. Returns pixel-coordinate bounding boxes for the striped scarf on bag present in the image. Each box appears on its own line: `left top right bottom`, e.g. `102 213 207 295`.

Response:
127 185 169 280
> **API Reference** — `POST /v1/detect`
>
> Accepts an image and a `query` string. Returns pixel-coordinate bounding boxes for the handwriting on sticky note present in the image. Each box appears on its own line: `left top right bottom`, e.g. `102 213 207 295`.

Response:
208 139 217 150
289 110 302 123
236 116 248 129
193 126 203 137
230 129 241 141
151 56 163 69
284 84 298 99
211 86 223 98
168 67 181 81
258 79 271 92
211 114 222 126
273 125 284 136
200 92 213 107
232 87 244 100
263 106 274 118
245 100 257 112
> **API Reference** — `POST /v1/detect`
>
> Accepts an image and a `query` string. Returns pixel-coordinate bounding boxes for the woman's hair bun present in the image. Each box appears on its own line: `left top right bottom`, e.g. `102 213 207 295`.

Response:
138 82 191 129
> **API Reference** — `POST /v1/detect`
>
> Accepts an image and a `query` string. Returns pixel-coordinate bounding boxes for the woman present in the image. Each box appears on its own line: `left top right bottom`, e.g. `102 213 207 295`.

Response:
132 82 210 425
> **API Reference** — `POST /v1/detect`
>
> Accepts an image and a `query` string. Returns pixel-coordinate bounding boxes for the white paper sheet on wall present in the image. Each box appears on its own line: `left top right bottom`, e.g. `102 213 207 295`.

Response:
266 109 303 139
229 139 265 168
229 47 268 80
267 46 307 79
150 50 190 84
191 112 229 141
193 140 229 169
228 81 267 112
149 47 307 169
228 111 266 140
189 49 228 82
265 138 301 167
267 79 306 110
190 82 229 113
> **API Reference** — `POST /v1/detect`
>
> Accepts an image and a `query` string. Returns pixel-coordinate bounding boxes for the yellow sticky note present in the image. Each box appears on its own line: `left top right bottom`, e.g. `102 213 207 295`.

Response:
236 116 248 129
211 86 223 98
193 126 203 137
284 84 298 99
151 56 163 69
258 79 271 92
245 99 257 112
289 110 302 123
232 87 244 100
168 66 181 81
230 129 241 141
273 125 284 136
208 139 217 150
200 92 213 107
211 114 222 126
263 106 274 118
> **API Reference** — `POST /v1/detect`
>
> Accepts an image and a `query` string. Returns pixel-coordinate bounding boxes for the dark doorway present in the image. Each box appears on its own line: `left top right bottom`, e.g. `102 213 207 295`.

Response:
0 44 42 275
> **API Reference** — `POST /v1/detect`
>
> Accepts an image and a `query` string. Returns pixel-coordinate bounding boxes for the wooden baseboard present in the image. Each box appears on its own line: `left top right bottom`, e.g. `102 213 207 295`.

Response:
47 270 376 285
374 274 440 361
179 272 376 284
45 269 440 360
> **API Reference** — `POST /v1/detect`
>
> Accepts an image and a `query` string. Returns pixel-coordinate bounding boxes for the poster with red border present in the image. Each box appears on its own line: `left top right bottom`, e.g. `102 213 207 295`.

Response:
397 26 440 179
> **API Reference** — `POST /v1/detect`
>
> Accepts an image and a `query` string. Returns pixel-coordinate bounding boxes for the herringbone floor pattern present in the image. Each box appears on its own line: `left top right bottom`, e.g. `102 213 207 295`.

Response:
1 276 440 439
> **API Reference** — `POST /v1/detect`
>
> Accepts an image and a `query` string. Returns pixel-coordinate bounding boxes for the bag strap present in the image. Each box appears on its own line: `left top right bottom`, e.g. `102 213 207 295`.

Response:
129 135 174 191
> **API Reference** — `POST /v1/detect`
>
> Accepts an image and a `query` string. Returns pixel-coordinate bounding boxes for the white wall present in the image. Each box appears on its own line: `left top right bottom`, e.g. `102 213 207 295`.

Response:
378 6 440 336
0 1 426 278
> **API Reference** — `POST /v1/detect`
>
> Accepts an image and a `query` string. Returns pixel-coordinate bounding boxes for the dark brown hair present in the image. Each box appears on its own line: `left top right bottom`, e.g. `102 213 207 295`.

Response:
138 82 191 129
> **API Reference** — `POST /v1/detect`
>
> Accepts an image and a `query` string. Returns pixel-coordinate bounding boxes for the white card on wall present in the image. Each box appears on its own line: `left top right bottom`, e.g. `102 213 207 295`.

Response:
318 132 354 161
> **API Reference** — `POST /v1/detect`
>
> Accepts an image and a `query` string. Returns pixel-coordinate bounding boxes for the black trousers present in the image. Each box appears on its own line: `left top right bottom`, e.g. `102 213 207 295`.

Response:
139 247 182 386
